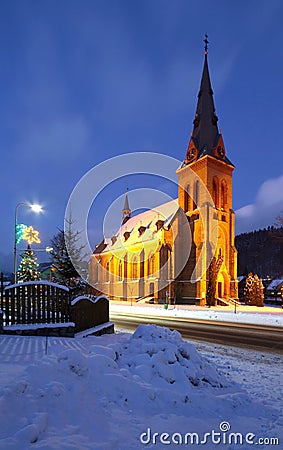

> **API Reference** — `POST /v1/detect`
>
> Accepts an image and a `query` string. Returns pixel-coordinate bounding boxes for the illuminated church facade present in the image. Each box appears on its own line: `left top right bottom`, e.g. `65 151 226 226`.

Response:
89 44 238 305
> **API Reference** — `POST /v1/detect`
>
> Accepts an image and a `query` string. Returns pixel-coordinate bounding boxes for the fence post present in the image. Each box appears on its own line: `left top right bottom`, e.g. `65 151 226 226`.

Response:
69 290 73 325
0 272 3 312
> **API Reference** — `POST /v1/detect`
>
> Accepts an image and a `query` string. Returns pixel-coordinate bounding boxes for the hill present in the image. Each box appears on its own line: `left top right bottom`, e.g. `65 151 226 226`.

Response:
235 227 283 277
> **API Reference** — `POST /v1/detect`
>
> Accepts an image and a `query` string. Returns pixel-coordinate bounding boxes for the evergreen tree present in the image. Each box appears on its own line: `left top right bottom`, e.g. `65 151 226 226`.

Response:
243 272 254 304
254 274 264 307
50 216 88 285
244 272 264 306
17 245 41 282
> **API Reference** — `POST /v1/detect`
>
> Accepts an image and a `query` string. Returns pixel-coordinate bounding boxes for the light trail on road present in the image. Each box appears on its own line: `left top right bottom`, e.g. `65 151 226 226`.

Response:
110 312 283 353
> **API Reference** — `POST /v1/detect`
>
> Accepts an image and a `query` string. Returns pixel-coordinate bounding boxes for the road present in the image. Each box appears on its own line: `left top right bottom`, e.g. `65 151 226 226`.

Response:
110 311 283 353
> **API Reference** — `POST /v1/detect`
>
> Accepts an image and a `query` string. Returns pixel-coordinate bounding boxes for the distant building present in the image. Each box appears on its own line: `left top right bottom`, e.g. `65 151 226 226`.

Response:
265 279 283 298
89 43 238 304
39 262 57 282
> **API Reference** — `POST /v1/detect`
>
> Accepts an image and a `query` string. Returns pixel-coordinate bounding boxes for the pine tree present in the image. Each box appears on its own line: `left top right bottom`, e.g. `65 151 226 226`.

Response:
50 216 88 285
243 272 254 305
254 274 264 307
244 272 264 306
17 245 41 282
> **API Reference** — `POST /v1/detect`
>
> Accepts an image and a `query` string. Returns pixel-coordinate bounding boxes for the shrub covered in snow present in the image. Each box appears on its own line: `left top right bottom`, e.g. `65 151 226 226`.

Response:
111 324 226 390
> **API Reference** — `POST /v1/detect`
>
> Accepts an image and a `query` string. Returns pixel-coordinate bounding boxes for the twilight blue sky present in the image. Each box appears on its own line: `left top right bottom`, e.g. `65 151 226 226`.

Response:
1 0 283 272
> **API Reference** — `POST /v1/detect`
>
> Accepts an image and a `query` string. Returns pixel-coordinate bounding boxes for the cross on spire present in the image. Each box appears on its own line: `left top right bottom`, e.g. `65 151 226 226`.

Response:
204 34 209 54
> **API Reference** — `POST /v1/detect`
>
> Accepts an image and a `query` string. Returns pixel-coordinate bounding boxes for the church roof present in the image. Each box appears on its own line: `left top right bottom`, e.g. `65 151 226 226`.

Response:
96 199 179 255
266 279 283 291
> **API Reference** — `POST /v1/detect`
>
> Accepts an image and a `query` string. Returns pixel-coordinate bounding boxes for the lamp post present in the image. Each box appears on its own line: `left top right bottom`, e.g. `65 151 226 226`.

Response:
13 203 43 283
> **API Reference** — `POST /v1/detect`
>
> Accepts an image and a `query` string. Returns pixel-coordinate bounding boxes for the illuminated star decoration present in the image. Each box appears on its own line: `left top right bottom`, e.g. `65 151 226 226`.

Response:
15 224 28 244
22 226 41 245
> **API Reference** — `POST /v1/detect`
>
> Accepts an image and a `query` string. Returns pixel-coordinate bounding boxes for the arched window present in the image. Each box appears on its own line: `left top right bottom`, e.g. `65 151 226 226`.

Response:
147 254 152 276
148 253 154 276
124 253 128 280
193 180 199 209
93 261 99 282
106 261 110 282
184 184 191 212
221 180 227 210
212 177 219 208
118 260 123 278
132 257 138 279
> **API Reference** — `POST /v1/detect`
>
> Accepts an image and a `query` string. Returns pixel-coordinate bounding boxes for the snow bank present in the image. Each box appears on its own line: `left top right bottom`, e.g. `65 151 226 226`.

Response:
112 325 225 391
0 325 280 449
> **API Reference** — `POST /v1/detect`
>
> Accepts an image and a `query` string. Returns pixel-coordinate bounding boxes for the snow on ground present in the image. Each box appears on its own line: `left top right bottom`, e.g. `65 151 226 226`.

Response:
110 301 283 327
0 326 282 450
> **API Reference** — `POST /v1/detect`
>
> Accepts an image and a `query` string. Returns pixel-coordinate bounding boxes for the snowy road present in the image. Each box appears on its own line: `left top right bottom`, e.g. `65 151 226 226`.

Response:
111 312 283 352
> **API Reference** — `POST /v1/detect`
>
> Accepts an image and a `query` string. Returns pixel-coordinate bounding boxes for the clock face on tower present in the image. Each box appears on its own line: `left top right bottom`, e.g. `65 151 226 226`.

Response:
217 146 225 158
187 147 197 161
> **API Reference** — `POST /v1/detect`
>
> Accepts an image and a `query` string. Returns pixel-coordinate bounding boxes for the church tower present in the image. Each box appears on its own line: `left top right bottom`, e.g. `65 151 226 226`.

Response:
122 188 131 224
176 36 238 303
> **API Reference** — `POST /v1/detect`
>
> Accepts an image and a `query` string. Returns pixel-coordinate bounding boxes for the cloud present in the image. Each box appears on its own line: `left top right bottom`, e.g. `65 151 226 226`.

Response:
235 174 283 233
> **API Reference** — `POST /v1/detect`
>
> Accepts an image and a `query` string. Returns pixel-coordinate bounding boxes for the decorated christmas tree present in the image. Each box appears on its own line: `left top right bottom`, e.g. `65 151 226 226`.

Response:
17 245 41 282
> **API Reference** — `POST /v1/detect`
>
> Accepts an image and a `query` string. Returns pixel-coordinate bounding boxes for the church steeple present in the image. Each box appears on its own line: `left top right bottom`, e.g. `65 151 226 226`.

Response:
185 36 232 166
122 188 131 224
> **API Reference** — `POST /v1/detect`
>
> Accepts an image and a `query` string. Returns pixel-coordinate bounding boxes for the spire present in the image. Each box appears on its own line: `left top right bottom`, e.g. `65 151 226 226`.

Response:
123 188 130 211
192 36 219 153
185 36 233 166
122 188 131 224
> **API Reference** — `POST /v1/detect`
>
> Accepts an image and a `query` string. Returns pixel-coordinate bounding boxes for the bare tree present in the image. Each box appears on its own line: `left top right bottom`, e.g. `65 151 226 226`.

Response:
50 216 88 285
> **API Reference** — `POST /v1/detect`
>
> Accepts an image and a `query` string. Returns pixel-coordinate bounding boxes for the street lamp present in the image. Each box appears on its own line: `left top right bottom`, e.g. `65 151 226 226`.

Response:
13 203 43 283
30 204 42 213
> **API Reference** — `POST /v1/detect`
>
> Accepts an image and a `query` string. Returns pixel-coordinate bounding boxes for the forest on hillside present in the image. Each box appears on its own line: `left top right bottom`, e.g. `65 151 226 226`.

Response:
235 227 283 278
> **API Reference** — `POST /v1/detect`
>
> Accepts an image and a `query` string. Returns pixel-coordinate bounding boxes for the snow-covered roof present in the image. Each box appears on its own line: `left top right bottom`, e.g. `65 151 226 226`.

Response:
266 279 283 291
237 276 246 282
97 199 179 255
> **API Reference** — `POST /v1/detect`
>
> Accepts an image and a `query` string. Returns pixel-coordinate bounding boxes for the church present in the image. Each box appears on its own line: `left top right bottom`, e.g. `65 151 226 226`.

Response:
89 41 238 305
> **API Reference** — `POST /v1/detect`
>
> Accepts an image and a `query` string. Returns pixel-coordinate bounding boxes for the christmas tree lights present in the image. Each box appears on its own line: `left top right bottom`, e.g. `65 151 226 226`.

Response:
17 245 41 282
